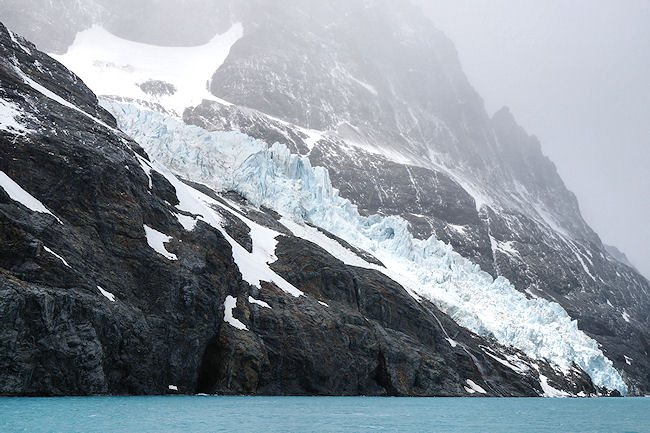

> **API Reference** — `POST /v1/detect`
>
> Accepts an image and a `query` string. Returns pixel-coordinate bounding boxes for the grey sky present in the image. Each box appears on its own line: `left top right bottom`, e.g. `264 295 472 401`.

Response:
415 0 650 278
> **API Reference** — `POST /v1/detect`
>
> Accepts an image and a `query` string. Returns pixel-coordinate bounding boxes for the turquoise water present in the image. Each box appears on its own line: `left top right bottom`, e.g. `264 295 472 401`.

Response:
1 396 648 432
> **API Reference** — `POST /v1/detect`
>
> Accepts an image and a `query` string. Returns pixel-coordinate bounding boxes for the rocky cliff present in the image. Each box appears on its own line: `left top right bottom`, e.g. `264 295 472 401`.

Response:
1 0 648 395
1 21 605 397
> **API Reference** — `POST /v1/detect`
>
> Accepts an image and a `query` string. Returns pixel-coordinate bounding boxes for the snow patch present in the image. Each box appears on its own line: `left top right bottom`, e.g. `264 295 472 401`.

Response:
97 285 116 302
445 338 458 348
318 301 329 307
168 385 178 391
300 127 325 150
175 213 198 231
539 374 569 398
622 311 631 323
280 217 375 269
624 356 632 366
0 171 62 223
141 160 303 297
0 98 31 134
248 296 271 309
448 224 467 235
43 246 71 268
464 379 487 394
224 296 248 330
483 349 527 373
134 154 153 189
143 224 177 260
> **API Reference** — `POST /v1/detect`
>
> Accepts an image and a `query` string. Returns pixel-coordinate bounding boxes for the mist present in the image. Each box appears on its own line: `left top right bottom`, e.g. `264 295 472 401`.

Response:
413 0 650 277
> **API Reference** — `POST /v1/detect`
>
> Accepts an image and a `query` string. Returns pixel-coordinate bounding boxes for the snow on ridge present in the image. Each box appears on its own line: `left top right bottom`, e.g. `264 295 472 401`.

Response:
464 379 487 394
12 66 117 133
0 171 62 224
143 224 177 261
8 29 32 55
106 101 628 394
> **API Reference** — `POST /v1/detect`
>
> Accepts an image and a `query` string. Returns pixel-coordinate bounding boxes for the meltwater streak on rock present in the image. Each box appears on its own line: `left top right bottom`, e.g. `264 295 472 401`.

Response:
104 101 627 394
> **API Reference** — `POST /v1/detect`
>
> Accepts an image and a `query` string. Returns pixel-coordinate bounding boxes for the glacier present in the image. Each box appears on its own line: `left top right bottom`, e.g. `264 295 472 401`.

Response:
103 100 628 394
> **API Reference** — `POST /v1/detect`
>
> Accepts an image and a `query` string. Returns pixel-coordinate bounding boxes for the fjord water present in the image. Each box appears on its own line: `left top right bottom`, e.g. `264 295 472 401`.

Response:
1 397 648 433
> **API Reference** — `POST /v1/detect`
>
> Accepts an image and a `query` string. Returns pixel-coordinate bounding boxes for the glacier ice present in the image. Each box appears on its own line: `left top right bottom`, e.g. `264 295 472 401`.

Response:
136 153 304 298
104 100 628 394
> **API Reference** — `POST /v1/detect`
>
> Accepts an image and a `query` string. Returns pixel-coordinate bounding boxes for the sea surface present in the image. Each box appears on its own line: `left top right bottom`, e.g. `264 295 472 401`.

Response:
1 396 648 432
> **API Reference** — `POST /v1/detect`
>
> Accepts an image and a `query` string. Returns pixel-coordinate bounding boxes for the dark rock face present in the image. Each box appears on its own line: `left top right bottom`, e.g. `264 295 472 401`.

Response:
0 23 243 395
1 21 597 397
138 80 176 97
1 0 648 396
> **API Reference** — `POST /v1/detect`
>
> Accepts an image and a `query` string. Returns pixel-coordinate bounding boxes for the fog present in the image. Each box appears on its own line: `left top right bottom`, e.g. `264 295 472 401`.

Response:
415 0 650 277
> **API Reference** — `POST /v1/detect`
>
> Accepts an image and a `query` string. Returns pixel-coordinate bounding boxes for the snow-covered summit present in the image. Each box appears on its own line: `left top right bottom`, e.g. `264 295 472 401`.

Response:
52 23 243 116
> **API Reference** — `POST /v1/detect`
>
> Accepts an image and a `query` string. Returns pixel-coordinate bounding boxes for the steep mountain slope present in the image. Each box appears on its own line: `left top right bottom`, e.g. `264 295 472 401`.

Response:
1 0 648 395
181 0 650 393
1 21 607 397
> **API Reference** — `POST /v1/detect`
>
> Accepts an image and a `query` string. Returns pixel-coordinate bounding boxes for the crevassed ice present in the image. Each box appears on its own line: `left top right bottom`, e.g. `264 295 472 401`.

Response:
104 101 627 394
